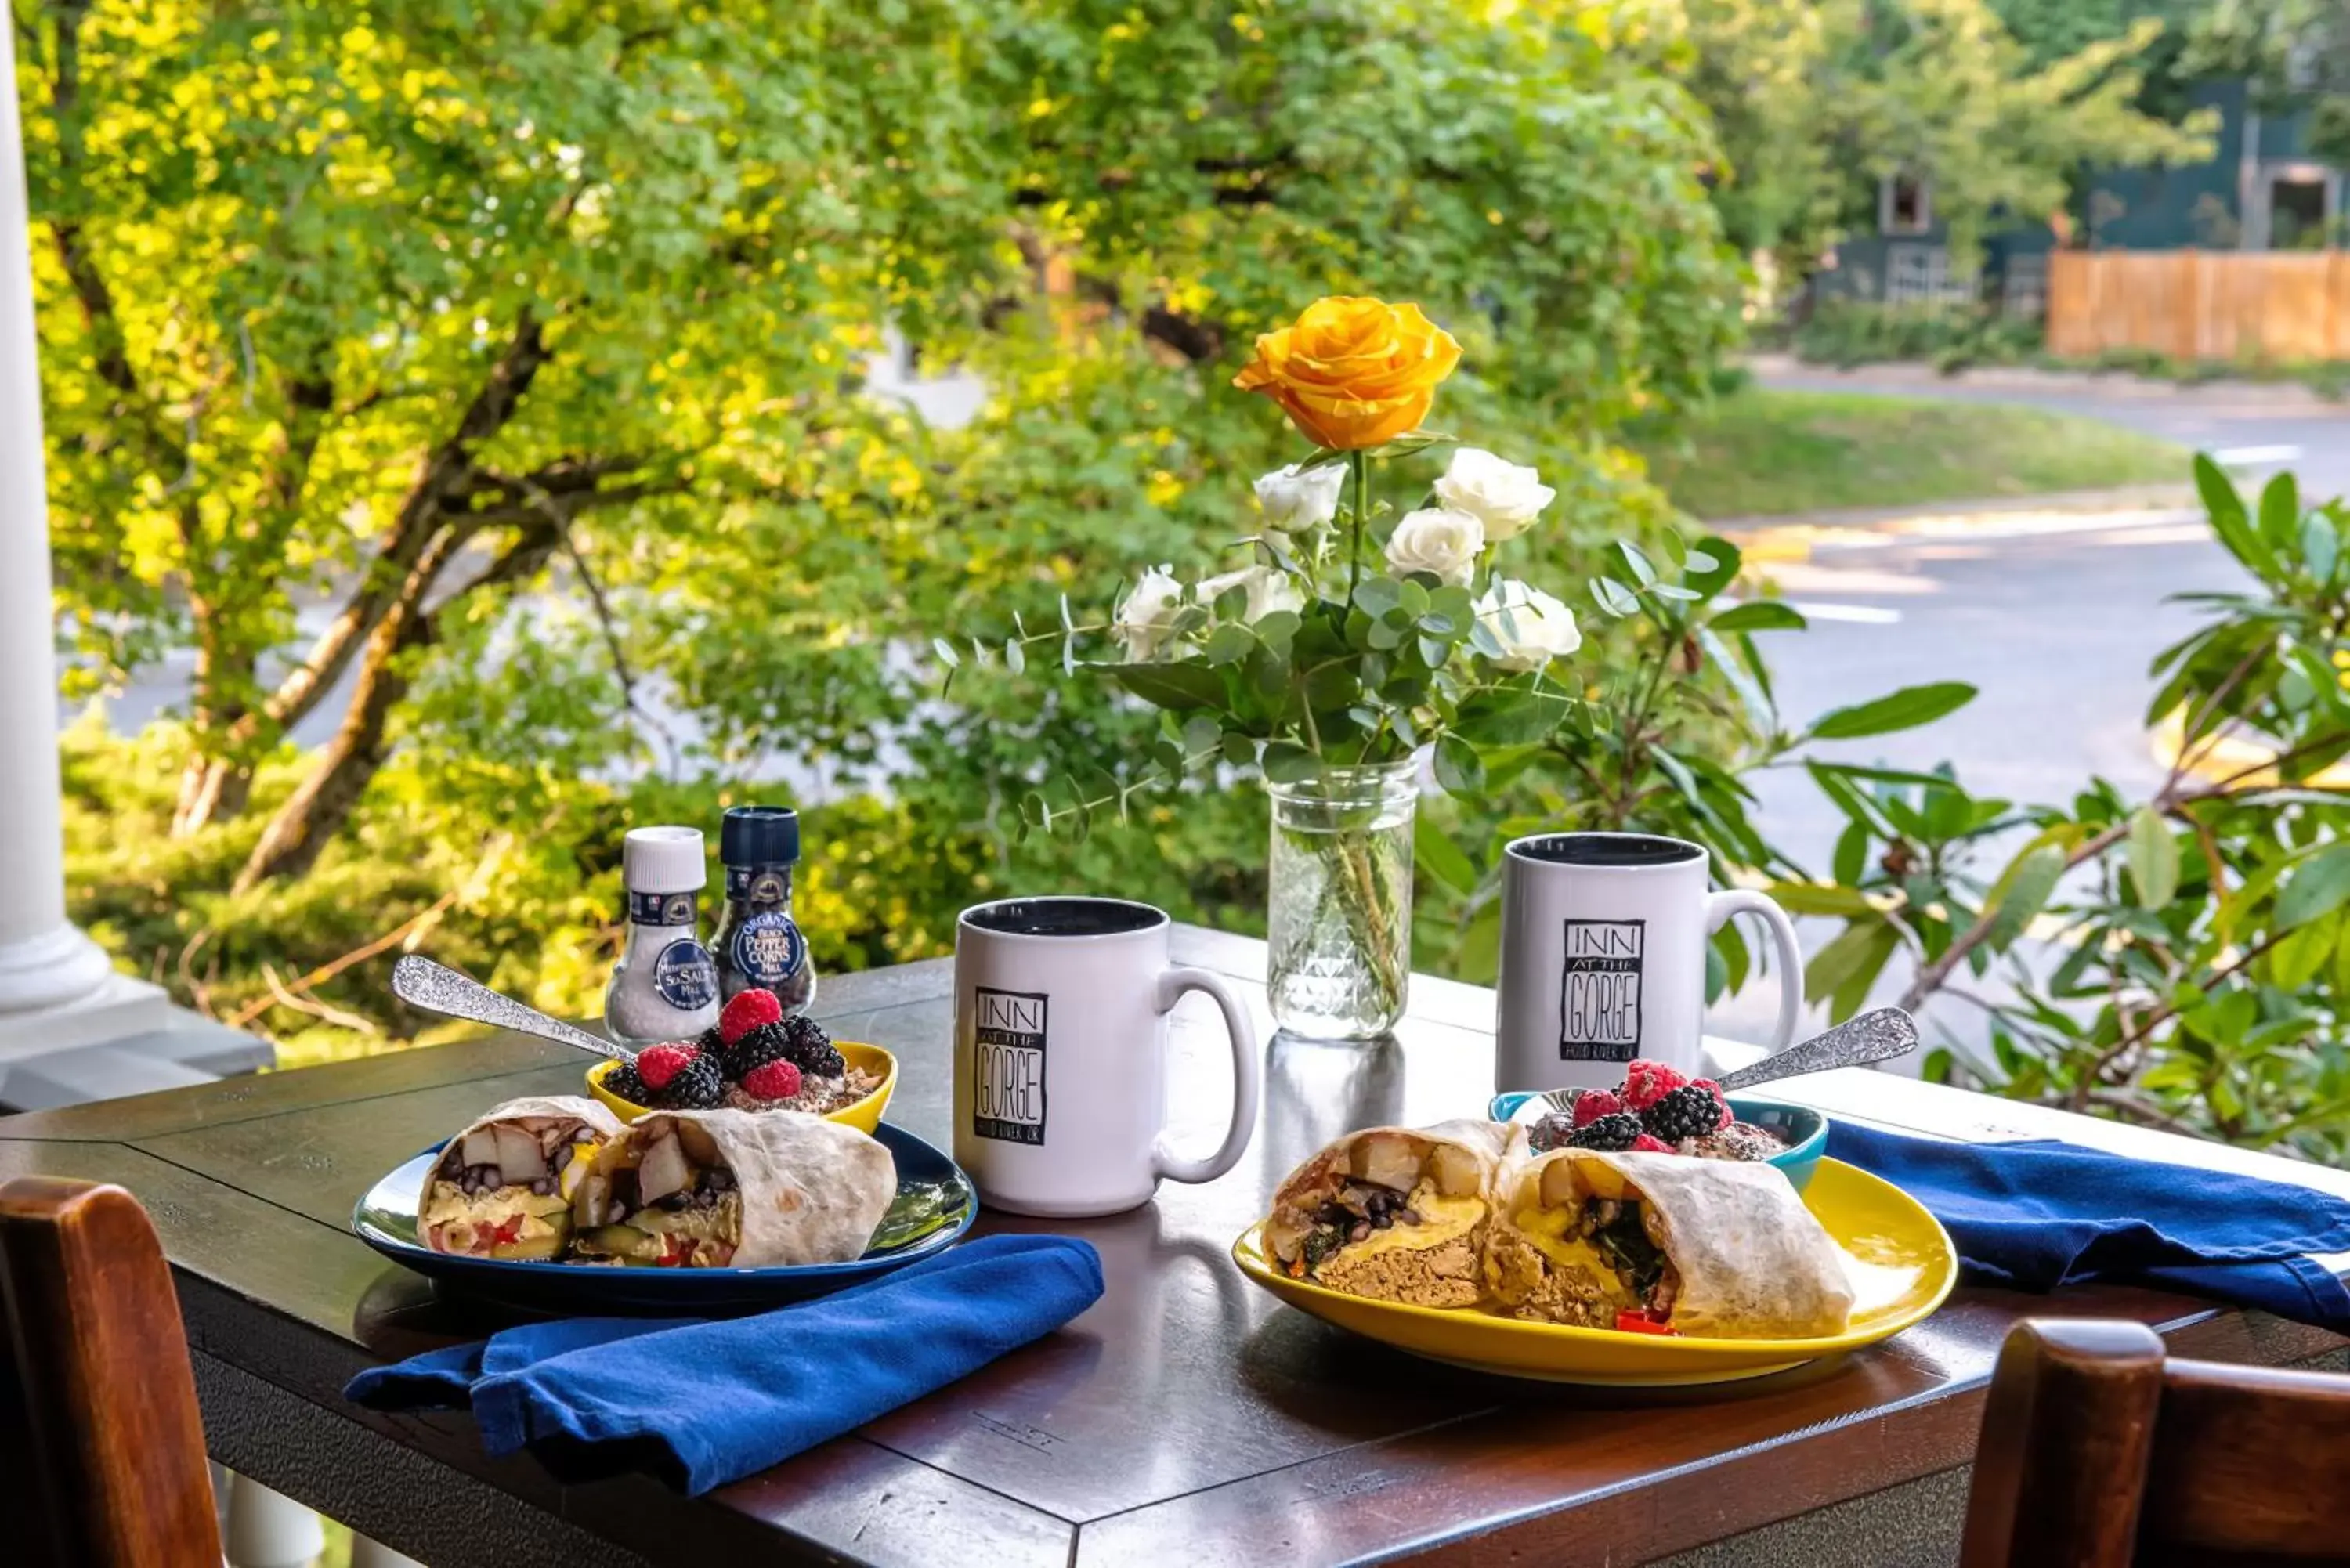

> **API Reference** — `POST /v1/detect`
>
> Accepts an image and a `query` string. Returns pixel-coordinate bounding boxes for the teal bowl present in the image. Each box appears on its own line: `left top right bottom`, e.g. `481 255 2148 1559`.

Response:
1486 1089 1829 1192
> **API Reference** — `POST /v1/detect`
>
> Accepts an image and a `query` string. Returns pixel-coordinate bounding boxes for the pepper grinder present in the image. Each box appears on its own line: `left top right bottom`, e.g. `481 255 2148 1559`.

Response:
605 826 720 1046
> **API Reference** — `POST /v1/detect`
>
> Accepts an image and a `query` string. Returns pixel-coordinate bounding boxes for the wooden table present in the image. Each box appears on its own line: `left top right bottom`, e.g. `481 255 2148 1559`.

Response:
3 927 2344 1568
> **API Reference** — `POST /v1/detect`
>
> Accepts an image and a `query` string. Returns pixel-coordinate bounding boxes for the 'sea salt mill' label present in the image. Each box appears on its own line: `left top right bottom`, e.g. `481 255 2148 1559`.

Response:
1558 918 1644 1061
654 938 719 1012
971 986 1048 1145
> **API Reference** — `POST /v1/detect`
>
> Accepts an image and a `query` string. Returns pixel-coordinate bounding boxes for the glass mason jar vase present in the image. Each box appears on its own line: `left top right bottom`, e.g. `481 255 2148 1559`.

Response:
1265 757 1419 1040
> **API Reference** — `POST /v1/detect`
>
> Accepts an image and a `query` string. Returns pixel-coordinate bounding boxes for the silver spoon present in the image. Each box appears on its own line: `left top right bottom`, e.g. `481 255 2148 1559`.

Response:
390 955 634 1064
1531 1006 1918 1117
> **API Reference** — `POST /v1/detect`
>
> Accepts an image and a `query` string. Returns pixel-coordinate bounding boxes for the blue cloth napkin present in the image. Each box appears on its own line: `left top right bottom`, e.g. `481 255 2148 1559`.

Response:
1828 1121 2350 1331
346 1234 1103 1493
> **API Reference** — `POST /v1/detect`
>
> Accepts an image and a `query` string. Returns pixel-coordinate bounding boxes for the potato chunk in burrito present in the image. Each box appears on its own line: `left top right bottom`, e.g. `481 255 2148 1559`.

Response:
420 1096 623 1261
1487 1149 1853 1339
1263 1120 1516 1307
573 1107 894 1269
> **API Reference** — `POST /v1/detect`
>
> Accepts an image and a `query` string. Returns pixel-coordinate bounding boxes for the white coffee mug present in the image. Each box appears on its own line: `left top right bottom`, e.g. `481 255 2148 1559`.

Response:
1494 832 1802 1095
953 897 1261 1216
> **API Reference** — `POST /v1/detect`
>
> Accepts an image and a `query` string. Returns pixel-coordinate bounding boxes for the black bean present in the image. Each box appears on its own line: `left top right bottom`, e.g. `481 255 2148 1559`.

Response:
1372 1210 1393 1230
1349 1221 1371 1243
530 1177 555 1197
1398 1209 1419 1226
696 1189 718 1209
657 1193 689 1211
555 1144 575 1171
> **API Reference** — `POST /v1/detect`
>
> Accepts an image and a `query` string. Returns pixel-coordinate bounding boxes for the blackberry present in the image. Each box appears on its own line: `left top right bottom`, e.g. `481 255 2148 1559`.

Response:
732 1021 794 1076
1643 1084 1727 1143
604 1060 652 1105
778 1014 846 1079
649 1050 725 1110
1567 1111 1643 1151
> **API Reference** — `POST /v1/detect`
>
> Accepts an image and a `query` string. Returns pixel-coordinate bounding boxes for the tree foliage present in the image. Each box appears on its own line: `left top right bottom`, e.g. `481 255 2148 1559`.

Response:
1658 0 2216 267
2188 0 2350 166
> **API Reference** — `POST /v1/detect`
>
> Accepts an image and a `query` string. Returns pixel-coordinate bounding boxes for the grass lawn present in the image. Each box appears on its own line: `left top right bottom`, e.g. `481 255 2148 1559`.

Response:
1632 388 2186 521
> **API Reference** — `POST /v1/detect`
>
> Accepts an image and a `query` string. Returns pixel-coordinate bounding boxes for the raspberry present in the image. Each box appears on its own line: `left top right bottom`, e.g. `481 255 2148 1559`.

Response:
1618 1059 1688 1113
720 988 783 1046
1571 1087 1625 1127
1567 1112 1643 1151
636 1042 698 1092
741 1059 804 1103
1631 1134 1675 1153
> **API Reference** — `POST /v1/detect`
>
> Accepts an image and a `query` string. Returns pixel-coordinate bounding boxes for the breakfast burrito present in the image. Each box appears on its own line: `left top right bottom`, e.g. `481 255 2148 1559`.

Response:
420 1096 624 1260
571 1107 895 1269
1262 1119 1518 1307
1486 1149 1853 1339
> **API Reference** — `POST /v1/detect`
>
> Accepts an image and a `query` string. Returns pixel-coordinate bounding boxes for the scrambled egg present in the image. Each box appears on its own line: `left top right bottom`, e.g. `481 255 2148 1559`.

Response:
1513 1205 1640 1308
1340 1180 1484 1261
420 1182 573 1259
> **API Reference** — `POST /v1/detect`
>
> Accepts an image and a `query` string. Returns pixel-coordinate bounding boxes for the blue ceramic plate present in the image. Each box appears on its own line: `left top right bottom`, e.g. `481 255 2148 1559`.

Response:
1486 1089 1829 1191
352 1121 975 1314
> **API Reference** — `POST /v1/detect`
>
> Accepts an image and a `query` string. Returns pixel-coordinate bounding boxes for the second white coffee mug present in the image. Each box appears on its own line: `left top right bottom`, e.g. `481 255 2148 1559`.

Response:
953 896 1261 1216
1493 832 1802 1094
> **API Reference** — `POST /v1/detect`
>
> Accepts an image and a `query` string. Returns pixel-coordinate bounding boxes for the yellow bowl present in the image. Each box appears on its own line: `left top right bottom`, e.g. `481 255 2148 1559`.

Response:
587 1040 897 1134
1232 1157 1956 1386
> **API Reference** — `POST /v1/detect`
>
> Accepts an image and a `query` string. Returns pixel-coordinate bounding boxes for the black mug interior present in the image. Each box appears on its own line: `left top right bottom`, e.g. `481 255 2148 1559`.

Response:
964 897 1166 937
1509 833 1703 869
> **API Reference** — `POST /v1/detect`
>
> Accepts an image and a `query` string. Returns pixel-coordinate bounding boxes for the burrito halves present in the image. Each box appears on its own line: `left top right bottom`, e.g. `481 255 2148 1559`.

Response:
571 1107 895 1269
1486 1148 1854 1338
420 1095 624 1260
1263 1119 1519 1307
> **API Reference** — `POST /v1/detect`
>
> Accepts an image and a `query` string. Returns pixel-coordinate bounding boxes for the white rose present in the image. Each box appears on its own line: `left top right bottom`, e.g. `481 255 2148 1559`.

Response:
1113 565 1186 662
1252 462 1346 533
1198 563 1305 624
1475 579 1582 671
1434 447 1555 541
1384 506 1484 587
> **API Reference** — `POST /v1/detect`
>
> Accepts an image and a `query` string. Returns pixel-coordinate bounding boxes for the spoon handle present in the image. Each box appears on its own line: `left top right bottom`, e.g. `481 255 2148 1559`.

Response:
1715 1007 1918 1093
390 956 632 1064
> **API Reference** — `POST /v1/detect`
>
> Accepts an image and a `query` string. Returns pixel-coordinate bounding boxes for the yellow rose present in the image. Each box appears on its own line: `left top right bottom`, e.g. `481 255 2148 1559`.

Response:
1232 296 1462 450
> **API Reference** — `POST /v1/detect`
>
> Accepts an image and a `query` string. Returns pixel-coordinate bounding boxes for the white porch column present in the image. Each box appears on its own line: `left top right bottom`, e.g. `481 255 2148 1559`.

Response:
0 23 154 1025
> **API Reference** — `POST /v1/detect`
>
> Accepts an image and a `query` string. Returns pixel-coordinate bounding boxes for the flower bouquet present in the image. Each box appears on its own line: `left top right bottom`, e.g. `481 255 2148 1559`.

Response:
956 296 1585 1039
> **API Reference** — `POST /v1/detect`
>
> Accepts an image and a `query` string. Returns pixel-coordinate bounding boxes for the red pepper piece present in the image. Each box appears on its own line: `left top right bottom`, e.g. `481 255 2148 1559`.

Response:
1613 1309 1679 1336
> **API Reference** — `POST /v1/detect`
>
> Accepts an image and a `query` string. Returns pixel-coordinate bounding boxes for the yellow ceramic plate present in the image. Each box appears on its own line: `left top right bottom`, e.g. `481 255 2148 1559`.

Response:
1231 1157 1955 1386
587 1040 897 1135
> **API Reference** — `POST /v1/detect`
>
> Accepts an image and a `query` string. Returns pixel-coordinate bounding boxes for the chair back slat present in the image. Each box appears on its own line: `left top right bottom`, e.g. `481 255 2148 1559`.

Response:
1964 1317 2350 1568
0 1176 222 1567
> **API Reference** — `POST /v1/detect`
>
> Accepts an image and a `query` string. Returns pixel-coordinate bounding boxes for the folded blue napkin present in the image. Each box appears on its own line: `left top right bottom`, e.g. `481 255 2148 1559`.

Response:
1828 1121 2350 1331
346 1234 1103 1493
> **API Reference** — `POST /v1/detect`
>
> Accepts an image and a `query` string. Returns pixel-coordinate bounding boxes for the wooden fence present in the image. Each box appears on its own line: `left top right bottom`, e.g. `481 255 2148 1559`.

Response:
2046 250 2350 363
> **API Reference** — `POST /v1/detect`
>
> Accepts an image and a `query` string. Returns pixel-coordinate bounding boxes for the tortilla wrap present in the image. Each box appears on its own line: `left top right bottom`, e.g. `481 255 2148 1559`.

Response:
1262 1118 1520 1307
1488 1148 1853 1339
419 1096 624 1259
576 1107 895 1268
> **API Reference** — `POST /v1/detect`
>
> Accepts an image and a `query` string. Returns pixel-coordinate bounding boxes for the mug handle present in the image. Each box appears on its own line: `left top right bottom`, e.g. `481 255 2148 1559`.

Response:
1705 890 1804 1053
1149 966 1262 1185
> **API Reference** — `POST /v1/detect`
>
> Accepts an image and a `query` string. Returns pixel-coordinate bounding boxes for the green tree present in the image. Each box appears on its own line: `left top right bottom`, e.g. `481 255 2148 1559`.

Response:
1661 0 2214 269
2189 0 2350 165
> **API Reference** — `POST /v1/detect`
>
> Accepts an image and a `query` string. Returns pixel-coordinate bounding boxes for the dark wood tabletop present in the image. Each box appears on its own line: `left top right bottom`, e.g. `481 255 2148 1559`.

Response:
4 925 2345 1568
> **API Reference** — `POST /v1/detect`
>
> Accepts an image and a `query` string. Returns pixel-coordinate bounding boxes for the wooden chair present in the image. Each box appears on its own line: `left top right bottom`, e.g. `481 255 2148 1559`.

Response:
1961 1316 2350 1567
0 1176 222 1567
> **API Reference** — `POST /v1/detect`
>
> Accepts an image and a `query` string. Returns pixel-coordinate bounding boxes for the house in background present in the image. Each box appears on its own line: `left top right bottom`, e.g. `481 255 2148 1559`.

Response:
1817 79 2345 317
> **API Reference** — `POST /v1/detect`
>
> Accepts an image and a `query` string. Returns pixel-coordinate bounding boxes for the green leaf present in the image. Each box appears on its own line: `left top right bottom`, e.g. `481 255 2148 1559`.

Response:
2125 806 2178 909
2302 511 2340 583
1592 577 1640 617
1353 576 1402 619
2276 844 2350 930
1110 661 1227 711
1452 688 1574 746
1832 822 1869 886
2196 453 2276 577
1710 601 1807 634
2258 469 2301 549
1204 623 1253 666
1220 730 1255 766
1766 882 1878 916
931 637 960 668
1415 815 1479 895
1003 637 1025 675
1683 535 1742 599
1986 845 2065 948
1434 735 1485 795
1260 741 1318 783
1808 681 1976 740
1615 539 1658 587
2271 916 2337 990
